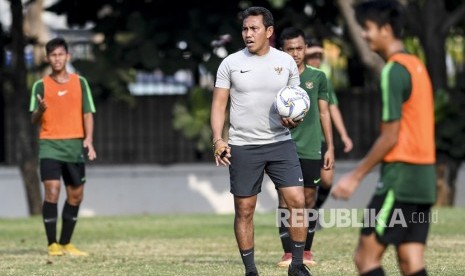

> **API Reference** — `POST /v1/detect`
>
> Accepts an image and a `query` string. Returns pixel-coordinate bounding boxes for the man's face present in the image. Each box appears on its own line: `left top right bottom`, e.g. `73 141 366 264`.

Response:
361 19 387 53
242 15 273 55
282 36 306 67
46 46 69 72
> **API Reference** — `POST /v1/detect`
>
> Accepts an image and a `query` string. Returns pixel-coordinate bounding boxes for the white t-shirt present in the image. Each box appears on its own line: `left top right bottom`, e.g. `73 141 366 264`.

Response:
215 47 300 145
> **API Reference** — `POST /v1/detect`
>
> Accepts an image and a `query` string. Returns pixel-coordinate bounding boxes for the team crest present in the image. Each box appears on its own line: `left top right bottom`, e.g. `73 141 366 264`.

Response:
305 81 314 89
274 66 283 75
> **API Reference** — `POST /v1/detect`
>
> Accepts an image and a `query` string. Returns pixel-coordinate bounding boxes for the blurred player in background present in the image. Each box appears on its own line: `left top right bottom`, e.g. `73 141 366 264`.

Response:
304 38 353 210
332 1 436 275
277 26 334 269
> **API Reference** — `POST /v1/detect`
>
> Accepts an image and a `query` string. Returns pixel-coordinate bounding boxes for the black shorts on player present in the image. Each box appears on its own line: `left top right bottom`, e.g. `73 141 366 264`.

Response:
299 159 323 188
362 193 431 246
40 158 86 186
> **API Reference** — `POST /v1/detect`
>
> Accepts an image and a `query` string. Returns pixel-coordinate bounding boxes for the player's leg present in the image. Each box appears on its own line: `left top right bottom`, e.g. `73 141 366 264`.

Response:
276 190 293 267
354 233 387 275
234 195 259 275
229 144 266 275
396 243 427 276
279 186 311 275
315 167 332 209
356 193 392 275
59 162 88 256
266 140 310 275
395 204 431 276
303 186 317 265
300 159 321 266
40 159 63 256
315 142 332 209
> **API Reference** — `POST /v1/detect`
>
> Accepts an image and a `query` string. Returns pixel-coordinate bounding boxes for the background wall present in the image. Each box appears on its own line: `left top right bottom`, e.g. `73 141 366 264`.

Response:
1 161 463 218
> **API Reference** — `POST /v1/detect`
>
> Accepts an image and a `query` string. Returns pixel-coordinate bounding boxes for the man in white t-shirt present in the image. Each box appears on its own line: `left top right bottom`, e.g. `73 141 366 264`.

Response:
210 6 311 276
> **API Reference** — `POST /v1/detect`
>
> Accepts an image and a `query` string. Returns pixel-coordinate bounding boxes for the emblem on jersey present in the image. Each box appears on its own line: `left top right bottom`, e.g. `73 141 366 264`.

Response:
305 82 314 89
57 90 68 96
274 66 283 75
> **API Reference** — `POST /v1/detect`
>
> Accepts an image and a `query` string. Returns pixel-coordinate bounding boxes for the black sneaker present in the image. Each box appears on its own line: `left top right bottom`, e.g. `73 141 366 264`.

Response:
245 271 259 276
288 263 312 276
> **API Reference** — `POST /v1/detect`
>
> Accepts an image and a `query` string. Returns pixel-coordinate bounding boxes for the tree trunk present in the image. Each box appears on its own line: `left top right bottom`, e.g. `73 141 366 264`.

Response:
336 0 384 81
420 0 448 92
0 28 5 163
10 0 42 215
435 157 461 207
23 0 50 66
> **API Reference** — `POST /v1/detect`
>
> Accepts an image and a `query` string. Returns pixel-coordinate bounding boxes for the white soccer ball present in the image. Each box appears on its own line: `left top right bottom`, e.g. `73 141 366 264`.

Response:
274 85 310 121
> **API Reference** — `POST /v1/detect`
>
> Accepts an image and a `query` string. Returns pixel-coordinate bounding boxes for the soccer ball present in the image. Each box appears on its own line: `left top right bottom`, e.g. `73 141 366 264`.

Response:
274 85 310 121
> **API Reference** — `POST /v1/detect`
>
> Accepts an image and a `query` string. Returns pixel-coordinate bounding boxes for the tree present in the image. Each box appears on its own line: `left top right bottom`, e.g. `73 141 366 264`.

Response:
336 0 384 79
402 0 465 92
45 0 245 100
8 0 42 215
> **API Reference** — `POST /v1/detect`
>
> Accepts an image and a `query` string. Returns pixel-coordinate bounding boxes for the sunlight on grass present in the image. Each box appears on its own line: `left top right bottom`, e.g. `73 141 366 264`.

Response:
0 208 464 275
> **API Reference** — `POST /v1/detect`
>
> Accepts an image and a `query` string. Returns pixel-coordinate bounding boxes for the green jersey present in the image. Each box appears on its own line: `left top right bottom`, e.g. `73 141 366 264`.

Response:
291 65 329 160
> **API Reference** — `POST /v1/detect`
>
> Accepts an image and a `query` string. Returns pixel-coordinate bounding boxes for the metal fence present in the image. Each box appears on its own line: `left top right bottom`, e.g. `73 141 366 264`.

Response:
1 87 381 165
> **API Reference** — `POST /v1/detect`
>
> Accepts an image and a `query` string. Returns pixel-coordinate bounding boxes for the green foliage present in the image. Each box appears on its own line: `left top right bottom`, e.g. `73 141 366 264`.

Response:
403 37 426 63
435 89 465 160
173 86 212 153
43 0 346 102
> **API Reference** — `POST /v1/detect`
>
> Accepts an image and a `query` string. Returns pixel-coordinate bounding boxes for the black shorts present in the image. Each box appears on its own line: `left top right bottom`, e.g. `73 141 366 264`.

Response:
40 158 86 186
229 140 303 196
361 192 431 246
299 159 322 188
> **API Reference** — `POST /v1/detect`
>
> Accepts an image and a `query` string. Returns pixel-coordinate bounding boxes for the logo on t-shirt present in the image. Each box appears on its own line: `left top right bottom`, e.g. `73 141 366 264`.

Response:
305 82 314 89
274 66 283 75
57 90 68 96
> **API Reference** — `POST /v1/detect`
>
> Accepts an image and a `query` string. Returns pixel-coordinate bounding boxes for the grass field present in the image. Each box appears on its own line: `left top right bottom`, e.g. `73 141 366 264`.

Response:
0 208 464 276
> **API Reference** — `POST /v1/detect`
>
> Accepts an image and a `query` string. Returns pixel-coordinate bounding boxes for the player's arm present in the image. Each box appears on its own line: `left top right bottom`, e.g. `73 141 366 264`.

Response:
319 99 334 169
329 104 353 153
31 96 46 125
331 121 399 199
318 73 334 170
81 76 97 160
83 112 97 160
352 121 398 179
211 87 230 166
30 82 46 125
351 61 410 177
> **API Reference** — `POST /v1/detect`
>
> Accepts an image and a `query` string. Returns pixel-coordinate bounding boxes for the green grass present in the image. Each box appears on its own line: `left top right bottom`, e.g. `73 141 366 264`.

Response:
0 208 464 275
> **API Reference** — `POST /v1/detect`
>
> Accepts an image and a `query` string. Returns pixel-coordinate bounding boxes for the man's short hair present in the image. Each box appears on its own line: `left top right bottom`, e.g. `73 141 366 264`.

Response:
354 0 404 38
278 27 305 49
241 6 274 28
45 37 69 55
